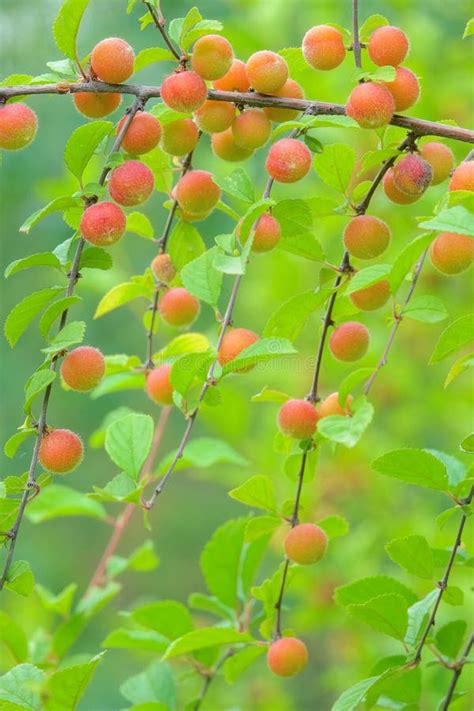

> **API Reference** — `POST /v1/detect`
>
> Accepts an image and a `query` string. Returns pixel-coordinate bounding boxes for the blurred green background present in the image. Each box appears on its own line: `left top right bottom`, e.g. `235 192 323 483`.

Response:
1 0 473 709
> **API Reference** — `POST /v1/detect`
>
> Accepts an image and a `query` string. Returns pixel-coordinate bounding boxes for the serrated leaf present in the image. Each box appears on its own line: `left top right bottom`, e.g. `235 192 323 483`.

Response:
435 620 467 657
405 589 438 647
317 399 374 448
20 196 79 233
346 265 391 295
313 143 356 194
105 413 154 479
402 295 449 324
214 168 255 204
130 600 193 640
0 610 28 662
385 535 434 579
163 628 252 660
359 13 389 41
347 593 408 640
154 332 210 361
0 663 44 709
44 653 104 711
273 199 325 261
4 428 36 458
263 288 332 341
335 575 417 608
39 296 81 338
430 314 474 364
181 247 223 306
372 448 449 492
126 211 154 239
331 675 380 711
5 560 35 597
26 485 106 522
221 337 297 375
24 369 55 415
65 121 113 183
460 433 474 453
5 252 62 278
134 47 175 71
94 281 153 318
42 320 85 354
223 645 266 683
119 660 176 708
102 628 167 653
200 518 247 608
419 206 474 236
53 0 91 60
389 233 433 294
182 19 224 49
5 286 64 347
169 351 213 398
463 18 474 38
318 514 349 540
36 582 77 617
80 247 113 271
228 475 277 513
167 221 205 270
445 352 474 387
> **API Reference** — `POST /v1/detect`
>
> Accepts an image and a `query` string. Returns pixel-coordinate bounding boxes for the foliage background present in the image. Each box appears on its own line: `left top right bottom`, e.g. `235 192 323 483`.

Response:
0 0 473 709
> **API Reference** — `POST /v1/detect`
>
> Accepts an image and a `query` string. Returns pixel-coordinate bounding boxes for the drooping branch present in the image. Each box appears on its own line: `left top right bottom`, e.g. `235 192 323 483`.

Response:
1 82 473 143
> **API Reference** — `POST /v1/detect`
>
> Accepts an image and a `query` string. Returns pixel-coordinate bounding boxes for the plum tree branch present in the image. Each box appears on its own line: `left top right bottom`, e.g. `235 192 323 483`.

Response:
143 1 183 62
193 649 234 711
439 632 474 710
1 82 473 143
0 95 147 592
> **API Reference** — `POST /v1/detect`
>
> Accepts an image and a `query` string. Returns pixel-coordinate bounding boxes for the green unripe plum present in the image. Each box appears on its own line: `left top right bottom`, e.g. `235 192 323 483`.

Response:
160 71 207 113
108 160 155 206
346 82 395 129
211 128 254 162
61 346 105 391
194 100 235 134
217 328 259 368
393 154 433 196
73 91 121 118
430 232 474 275
330 321 370 362
231 109 271 150
419 142 454 185
449 161 474 192
350 279 391 311
0 103 38 150
265 138 311 183
302 25 346 70
317 392 353 418
267 637 308 677
278 399 318 439
263 79 304 123
39 429 83 474
80 202 126 246
176 170 220 214
159 288 200 327
161 118 199 156
383 67 420 111
238 213 281 253
151 254 176 283
246 50 288 93
368 25 409 67
191 34 233 81
146 364 174 405
117 111 162 155
285 523 328 565
212 58 250 92
91 37 134 83
383 168 420 204
343 215 391 259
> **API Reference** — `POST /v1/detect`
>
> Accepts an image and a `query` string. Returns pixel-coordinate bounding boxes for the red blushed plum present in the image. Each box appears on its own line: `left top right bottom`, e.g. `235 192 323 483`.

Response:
108 160 155 206
267 638 308 677
246 50 288 93
90 37 134 83
73 91 121 118
211 128 254 162
346 82 395 129
176 170 221 215
160 71 207 113
146 364 174 405
194 100 236 134
151 254 176 284
284 523 328 565
430 232 474 275
265 138 311 183
0 103 38 150
231 109 272 150
343 215 391 259
61 346 105 392
368 25 409 67
238 213 281 253
392 154 433 196
161 118 199 157
263 79 304 123
277 399 318 439
419 142 454 185
117 112 162 155
317 392 353 418
212 59 250 92
383 168 420 204
350 279 391 311
80 202 126 246
191 34 233 81
217 328 259 369
159 288 200 327
449 161 474 192
329 322 370 362
39 429 84 474
302 25 346 70
383 67 420 111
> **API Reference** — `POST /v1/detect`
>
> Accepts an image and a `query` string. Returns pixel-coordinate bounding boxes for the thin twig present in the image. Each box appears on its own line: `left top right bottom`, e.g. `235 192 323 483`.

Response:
352 0 362 69
439 633 474 711
144 1 182 62
193 649 234 711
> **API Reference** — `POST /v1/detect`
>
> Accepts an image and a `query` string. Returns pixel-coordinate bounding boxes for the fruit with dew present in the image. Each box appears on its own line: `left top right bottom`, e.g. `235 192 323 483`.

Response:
238 213 281 253
80 202 126 246
383 67 419 111
232 109 272 150
176 170 220 215
211 128 254 162
393 154 433 196
151 254 176 283
429 232 474 275
212 58 250 91
350 279 391 311
90 37 134 83
246 50 288 93
383 168 420 204
73 91 121 118
267 637 308 677
160 71 207 113
146 364 174 405
318 392 353 418
0 103 38 150
117 111 162 154
61 346 105 392
194 100 235 134
277 399 318 439
449 161 474 192
159 288 200 327
191 34 233 80
217 328 259 368
302 25 346 70
346 82 395 129
161 118 199 156
265 138 311 183
343 215 391 259
368 25 409 66
330 321 370 362
285 523 328 565
263 79 304 123
419 142 455 185
39 429 84 474
108 160 155 206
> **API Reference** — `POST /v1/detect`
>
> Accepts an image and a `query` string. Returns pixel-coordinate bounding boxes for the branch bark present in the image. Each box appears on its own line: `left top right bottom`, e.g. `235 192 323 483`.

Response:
439 632 474 710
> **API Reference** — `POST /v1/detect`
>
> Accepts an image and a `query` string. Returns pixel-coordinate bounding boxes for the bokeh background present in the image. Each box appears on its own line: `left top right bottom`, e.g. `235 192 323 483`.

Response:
1 0 473 709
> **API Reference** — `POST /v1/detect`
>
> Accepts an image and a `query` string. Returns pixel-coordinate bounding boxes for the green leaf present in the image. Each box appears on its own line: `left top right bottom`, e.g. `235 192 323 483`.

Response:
128 539 160 572
42 320 85 355
318 514 349 541
389 233 433 294
168 221 205 270
170 352 213 398
273 199 325 261
79 247 113 271
39 296 81 338
347 593 408 641
229 475 277 513
53 0 91 59
419 206 474 236
346 265 391 295
102 628 167 653
141 145 173 193
130 600 193 640
460 433 474 453
338 367 374 406
251 386 290 404
44 653 105 711
157 437 247 474
385 535 434 579
245 515 280 542
5 560 35 597
126 211 154 239
163 628 252 660
427 450 466 488
36 583 77 617
65 121 113 183
359 13 389 41
317 399 374 448
155 332 211 361
335 575 417 608
5 252 62 278
20 196 79 233
463 18 474 38
105 413 154 479
134 47 175 72
0 663 44 710
215 168 255 204
221 338 297 375
24 369 55 414
263 289 331 341
181 247 223 306
405 589 438 647
402 295 449 324
188 593 234 621
445 352 474 387
313 143 356 194
26 485 106 523
182 19 224 49
0 611 28 662
4 429 36 458
223 646 266 683
430 314 474 364
372 448 449 492
331 675 380 711
94 280 153 318
120 660 176 708
200 518 247 608
435 620 467 658
5 286 64 347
